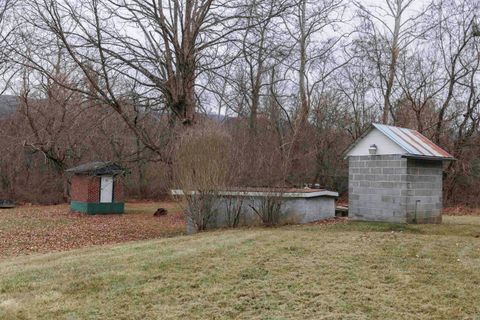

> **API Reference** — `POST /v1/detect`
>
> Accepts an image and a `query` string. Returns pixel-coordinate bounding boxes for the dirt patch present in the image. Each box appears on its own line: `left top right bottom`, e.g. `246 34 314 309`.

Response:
0 202 185 258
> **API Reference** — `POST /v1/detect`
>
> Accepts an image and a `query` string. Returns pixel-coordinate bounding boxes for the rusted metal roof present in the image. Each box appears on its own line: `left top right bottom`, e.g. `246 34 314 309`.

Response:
372 123 454 160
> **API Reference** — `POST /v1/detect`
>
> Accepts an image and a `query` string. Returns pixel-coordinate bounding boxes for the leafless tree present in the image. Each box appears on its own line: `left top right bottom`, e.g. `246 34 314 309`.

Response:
235 0 290 134
13 0 285 125
430 0 480 143
395 51 443 134
283 0 346 181
355 0 432 124
0 0 15 94
3 0 480 208
335 49 377 140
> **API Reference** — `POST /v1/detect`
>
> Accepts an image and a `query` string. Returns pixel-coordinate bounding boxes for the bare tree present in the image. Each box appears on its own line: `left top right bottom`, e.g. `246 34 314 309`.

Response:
431 0 479 143
283 0 346 182
236 0 290 134
395 51 443 134
13 0 283 126
335 50 377 140
355 0 432 124
0 0 15 94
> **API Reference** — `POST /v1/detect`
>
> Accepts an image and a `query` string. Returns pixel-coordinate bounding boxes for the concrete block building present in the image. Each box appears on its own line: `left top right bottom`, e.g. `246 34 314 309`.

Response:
66 162 125 214
344 124 454 223
172 188 338 233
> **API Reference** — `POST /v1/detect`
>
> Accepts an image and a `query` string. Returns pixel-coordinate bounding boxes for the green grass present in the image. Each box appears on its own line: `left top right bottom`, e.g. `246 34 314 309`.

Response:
0 217 479 319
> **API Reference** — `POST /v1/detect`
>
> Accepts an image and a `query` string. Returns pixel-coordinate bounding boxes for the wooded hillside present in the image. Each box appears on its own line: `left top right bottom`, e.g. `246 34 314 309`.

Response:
0 0 479 205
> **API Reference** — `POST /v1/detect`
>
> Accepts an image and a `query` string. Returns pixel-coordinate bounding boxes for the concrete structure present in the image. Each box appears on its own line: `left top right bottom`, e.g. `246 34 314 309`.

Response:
66 162 125 214
172 188 339 232
344 124 454 223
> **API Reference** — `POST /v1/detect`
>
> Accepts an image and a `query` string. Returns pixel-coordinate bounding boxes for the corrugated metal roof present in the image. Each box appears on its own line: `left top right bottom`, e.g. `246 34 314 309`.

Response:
372 123 454 160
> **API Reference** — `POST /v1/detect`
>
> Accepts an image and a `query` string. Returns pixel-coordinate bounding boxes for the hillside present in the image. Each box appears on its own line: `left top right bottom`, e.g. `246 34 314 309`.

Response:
0 95 18 118
0 216 479 319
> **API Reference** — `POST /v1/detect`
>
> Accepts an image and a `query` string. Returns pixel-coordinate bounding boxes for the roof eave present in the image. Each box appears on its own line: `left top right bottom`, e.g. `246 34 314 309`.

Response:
65 162 126 175
401 154 456 161
67 170 125 176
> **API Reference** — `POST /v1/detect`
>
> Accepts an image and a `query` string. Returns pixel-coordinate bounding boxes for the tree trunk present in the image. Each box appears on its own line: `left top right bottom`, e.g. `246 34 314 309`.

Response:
286 0 308 182
383 3 402 124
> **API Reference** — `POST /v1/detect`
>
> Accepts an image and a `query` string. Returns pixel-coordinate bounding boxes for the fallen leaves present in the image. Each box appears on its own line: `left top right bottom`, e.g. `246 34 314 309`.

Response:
443 206 480 216
0 202 185 258
308 217 349 225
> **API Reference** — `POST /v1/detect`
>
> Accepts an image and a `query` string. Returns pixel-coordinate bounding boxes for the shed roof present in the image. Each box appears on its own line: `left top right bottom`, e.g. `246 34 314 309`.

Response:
66 161 125 175
345 123 455 161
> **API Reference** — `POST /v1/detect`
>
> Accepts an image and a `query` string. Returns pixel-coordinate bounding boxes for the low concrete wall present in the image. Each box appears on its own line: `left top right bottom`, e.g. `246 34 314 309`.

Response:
172 190 338 232
213 195 336 226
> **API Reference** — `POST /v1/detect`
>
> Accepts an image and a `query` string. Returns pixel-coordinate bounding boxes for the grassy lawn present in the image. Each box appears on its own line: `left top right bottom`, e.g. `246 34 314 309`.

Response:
0 216 479 319
0 202 184 257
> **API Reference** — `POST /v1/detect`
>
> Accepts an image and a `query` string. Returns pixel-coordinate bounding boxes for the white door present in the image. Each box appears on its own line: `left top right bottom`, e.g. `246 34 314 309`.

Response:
100 176 114 203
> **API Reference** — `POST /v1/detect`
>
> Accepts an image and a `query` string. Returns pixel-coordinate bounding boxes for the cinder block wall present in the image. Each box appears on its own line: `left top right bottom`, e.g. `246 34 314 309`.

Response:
348 155 443 223
405 159 443 223
348 155 408 223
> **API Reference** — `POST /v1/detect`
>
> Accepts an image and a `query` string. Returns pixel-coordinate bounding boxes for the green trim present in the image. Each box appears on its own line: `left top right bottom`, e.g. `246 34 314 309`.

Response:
70 201 124 214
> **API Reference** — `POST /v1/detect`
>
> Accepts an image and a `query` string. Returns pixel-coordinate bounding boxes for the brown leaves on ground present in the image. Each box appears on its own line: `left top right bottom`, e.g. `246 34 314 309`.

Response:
308 217 349 225
444 206 480 216
0 202 185 258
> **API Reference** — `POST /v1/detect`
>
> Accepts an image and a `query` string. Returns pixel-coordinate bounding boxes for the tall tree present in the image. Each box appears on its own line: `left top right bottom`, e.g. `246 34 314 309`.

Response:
0 0 15 94
284 0 345 182
355 0 431 124
13 0 259 127
431 0 480 143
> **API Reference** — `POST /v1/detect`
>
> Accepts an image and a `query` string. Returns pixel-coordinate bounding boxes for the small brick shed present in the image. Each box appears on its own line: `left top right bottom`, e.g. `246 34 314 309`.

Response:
66 162 125 214
344 124 455 224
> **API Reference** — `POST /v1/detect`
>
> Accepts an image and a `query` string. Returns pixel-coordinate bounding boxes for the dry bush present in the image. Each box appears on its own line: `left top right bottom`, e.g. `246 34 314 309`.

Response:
173 123 234 231
224 196 245 228
249 193 284 227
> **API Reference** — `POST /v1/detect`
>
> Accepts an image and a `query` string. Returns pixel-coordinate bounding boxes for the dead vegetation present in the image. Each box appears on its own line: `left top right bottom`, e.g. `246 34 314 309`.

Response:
173 125 234 231
0 202 185 258
444 206 480 216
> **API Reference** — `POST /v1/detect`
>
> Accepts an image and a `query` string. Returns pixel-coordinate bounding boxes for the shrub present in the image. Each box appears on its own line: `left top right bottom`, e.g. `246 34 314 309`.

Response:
249 193 284 227
173 124 232 232
224 195 245 228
